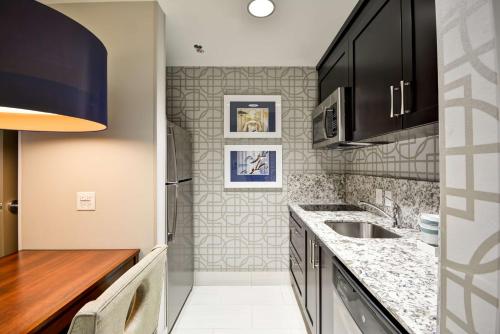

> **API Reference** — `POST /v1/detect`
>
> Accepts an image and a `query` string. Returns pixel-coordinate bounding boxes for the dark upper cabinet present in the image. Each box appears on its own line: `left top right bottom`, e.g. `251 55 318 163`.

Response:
350 0 404 140
319 40 349 103
317 0 438 142
403 0 439 128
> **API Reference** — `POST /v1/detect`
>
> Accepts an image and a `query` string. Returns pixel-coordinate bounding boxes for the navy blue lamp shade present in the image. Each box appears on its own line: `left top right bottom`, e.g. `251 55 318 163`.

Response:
0 0 107 132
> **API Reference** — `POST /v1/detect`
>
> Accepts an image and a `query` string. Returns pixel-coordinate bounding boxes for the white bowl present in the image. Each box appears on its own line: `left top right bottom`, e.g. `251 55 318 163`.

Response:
421 213 440 226
420 231 438 246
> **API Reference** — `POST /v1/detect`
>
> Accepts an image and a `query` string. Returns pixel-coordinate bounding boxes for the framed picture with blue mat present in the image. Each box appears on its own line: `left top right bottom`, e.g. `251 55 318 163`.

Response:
224 145 282 189
224 95 281 138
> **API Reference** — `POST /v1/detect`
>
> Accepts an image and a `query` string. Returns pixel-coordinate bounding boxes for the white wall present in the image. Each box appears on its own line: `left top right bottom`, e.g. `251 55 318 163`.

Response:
19 1 166 255
154 4 167 333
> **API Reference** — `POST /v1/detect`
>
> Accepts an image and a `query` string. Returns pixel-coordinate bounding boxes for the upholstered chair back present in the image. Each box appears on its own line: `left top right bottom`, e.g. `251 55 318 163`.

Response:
67 245 167 334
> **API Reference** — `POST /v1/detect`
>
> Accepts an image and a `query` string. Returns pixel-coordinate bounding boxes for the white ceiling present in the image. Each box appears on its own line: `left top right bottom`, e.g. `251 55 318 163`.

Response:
165 0 359 67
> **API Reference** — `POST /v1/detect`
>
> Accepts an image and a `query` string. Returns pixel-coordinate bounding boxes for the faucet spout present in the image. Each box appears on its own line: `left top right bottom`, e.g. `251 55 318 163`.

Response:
358 199 401 228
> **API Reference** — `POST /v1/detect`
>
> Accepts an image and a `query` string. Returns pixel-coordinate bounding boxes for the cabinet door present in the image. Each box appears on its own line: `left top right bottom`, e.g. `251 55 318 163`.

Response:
305 232 318 333
350 0 404 141
319 40 349 103
320 247 334 334
402 0 438 128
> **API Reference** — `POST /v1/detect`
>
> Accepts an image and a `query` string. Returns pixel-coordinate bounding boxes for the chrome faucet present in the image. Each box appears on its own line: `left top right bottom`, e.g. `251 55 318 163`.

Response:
358 197 402 228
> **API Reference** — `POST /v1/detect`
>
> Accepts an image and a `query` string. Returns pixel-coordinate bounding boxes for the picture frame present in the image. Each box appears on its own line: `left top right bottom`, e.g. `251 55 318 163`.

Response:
224 145 282 189
224 95 282 138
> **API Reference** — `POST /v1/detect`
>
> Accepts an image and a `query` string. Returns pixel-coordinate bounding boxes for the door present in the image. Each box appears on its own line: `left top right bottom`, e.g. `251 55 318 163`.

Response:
0 130 18 257
305 231 318 333
166 180 194 331
402 0 438 128
350 0 405 141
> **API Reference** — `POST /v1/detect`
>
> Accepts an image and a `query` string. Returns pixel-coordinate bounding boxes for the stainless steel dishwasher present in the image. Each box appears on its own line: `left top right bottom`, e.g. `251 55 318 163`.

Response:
332 257 406 334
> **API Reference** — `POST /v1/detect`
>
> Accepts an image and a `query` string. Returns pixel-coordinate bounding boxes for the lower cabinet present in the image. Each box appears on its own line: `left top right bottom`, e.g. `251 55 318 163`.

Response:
290 213 306 306
289 212 405 334
289 213 333 334
305 231 319 333
290 247 305 302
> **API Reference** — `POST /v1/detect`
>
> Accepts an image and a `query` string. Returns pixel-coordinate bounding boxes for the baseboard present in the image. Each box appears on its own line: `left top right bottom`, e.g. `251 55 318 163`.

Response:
194 271 290 286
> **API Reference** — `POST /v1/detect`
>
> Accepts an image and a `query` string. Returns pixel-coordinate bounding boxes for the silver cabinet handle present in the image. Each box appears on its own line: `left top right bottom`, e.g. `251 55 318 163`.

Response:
390 85 394 118
313 241 319 269
400 80 405 116
311 240 316 268
310 239 313 265
309 239 313 265
400 81 411 115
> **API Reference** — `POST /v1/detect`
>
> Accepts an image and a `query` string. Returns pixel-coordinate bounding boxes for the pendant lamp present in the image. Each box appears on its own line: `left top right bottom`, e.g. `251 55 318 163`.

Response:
0 0 107 132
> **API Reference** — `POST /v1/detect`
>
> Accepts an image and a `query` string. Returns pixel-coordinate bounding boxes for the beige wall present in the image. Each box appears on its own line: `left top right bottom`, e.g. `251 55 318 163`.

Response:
19 2 164 255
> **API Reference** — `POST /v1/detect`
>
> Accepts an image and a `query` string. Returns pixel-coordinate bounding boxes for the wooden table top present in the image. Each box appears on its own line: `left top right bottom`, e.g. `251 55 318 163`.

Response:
0 249 139 334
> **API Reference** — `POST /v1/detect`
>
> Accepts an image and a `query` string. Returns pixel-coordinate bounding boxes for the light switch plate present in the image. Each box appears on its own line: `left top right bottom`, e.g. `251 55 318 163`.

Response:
77 192 96 211
375 189 383 205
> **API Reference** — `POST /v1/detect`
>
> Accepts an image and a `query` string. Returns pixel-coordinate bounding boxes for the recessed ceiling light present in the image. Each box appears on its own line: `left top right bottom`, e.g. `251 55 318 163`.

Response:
248 0 275 18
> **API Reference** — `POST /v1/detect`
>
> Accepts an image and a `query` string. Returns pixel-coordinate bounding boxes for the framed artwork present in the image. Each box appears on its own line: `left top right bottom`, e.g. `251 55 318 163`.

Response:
224 95 281 138
224 145 282 189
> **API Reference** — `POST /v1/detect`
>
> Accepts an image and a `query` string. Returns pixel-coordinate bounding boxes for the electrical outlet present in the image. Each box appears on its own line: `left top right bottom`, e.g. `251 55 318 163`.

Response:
77 192 96 211
375 189 383 205
385 191 393 207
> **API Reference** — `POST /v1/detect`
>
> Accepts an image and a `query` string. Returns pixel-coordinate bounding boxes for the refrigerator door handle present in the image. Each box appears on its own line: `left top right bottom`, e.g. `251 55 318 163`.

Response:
167 126 179 182
167 183 179 242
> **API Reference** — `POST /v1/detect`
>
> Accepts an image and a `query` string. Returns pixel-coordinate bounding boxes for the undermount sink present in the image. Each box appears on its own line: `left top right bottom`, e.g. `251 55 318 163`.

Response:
325 221 401 239
300 204 363 212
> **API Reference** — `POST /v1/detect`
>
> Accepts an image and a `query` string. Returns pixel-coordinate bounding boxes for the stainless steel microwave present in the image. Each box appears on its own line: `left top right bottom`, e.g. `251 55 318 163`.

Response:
312 87 371 149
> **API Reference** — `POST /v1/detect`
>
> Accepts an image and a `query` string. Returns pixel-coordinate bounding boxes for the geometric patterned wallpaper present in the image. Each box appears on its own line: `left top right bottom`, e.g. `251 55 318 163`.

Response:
323 135 440 182
167 67 322 271
436 0 500 332
166 67 440 272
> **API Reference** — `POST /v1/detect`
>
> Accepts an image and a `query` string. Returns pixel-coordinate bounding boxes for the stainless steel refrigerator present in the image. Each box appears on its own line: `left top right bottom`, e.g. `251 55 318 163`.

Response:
166 122 194 332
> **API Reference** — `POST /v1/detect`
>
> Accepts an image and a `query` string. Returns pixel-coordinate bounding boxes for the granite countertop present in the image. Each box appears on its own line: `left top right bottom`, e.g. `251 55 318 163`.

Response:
288 203 438 334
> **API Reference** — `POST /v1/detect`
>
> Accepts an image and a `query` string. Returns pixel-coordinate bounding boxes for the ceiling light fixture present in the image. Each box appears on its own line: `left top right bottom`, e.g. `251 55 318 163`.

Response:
248 0 275 18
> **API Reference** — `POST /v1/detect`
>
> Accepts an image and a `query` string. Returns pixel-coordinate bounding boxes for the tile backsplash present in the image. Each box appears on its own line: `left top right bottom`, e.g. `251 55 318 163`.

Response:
345 174 440 229
287 174 345 204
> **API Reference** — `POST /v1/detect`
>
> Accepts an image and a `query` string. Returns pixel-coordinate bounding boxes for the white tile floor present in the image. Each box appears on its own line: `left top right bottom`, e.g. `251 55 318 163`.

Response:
171 286 308 334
